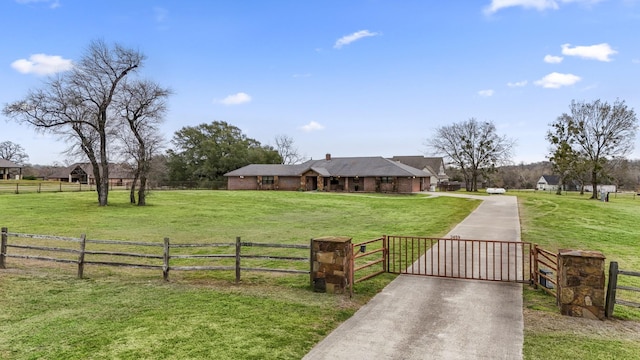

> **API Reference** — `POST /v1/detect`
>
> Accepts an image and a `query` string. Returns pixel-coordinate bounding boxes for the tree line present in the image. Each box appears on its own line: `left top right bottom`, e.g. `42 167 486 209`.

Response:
3 41 639 205
426 100 638 197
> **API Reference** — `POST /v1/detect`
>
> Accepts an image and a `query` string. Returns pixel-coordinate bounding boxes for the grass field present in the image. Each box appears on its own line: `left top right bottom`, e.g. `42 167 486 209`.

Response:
2 189 639 359
0 190 478 359
517 191 640 360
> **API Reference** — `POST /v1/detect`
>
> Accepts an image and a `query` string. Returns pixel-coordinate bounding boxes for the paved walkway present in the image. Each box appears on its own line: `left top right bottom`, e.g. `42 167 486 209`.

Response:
304 194 524 360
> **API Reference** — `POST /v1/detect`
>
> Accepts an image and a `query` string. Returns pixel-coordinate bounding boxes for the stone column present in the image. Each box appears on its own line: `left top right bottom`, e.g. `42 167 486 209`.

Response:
557 249 606 320
311 236 352 294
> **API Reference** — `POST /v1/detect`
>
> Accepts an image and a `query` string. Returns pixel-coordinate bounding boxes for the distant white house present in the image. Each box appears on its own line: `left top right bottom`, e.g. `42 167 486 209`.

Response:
537 174 616 193
536 175 560 191
537 175 580 192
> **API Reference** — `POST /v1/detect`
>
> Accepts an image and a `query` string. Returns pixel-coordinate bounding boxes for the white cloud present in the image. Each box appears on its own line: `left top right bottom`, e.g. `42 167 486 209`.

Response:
11 54 73 75
484 0 558 14
534 72 581 88
561 43 617 62
544 54 564 63
217 92 252 105
484 0 602 14
478 89 495 97
16 0 60 9
507 80 528 87
292 73 312 78
300 121 325 132
334 30 379 49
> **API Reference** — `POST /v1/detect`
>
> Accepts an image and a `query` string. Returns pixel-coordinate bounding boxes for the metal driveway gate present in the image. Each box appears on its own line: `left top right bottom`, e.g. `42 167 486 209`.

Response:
386 235 532 283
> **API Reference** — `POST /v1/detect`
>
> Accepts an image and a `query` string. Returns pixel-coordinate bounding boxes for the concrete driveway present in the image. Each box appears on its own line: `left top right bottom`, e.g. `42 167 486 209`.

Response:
304 194 524 360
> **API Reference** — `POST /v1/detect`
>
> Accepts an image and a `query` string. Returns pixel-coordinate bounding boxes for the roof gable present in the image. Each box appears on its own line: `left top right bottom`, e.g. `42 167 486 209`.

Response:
540 175 560 185
0 159 21 168
391 156 447 177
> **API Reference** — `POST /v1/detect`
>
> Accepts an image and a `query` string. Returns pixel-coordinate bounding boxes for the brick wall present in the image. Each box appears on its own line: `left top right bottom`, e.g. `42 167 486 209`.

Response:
227 176 258 190
364 177 377 192
397 177 418 193
278 176 301 190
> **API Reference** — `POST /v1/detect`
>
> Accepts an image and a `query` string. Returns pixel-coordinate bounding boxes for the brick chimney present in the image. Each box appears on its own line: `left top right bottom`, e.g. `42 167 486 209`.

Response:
325 153 331 161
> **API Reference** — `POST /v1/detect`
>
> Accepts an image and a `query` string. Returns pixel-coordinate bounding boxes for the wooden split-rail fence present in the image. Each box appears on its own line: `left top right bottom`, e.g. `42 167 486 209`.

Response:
605 261 640 318
532 245 558 296
0 227 310 282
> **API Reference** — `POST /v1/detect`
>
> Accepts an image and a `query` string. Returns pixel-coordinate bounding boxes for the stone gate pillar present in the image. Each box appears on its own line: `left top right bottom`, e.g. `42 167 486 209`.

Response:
557 249 606 320
311 236 352 294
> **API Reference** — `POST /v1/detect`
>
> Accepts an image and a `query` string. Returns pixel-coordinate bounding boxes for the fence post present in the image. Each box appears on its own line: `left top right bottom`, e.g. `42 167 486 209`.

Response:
383 235 388 273
605 261 619 318
1 227 7 269
163 237 170 281
77 234 87 279
532 245 539 289
235 237 241 284
349 242 354 298
309 238 314 288
15 183 19 194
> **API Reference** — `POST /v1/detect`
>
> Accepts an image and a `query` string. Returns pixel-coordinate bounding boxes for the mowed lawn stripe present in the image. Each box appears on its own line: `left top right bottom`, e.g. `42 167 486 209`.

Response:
0 190 478 359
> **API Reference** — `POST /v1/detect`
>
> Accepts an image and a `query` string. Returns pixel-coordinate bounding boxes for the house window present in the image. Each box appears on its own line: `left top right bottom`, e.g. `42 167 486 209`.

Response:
263 176 275 185
380 176 393 184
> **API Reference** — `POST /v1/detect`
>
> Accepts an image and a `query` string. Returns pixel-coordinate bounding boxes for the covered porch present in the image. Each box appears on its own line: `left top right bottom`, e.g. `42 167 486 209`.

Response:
0 159 23 180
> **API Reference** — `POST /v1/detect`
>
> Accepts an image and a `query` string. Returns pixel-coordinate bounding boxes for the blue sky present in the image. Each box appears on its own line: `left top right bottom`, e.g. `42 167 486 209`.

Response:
1 0 640 165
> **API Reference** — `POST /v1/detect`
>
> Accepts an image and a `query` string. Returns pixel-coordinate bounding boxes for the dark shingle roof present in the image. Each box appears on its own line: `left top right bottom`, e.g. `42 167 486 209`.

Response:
391 156 448 178
225 157 431 178
0 159 21 168
225 164 306 177
540 175 560 185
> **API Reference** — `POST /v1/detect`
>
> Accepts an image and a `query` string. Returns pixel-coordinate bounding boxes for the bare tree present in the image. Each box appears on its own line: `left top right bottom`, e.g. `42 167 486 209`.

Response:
3 40 145 206
0 141 29 164
274 134 305 164
426 118 515 192
561 99 638 199
116 79 170 205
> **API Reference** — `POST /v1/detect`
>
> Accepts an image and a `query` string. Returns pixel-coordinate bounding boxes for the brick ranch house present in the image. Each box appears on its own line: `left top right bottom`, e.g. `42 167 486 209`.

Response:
225 154 438 193
391 156 449 191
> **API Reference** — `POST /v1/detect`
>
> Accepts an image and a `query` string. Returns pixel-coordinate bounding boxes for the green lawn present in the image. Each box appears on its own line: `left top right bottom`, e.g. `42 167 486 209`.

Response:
517 191 640 360
0 190 478 360
2 189 639 359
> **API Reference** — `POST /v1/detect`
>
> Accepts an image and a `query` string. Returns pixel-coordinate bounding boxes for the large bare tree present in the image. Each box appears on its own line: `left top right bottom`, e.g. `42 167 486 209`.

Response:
3 40 145 206
558 99 638 199
427 118 515 192
274 134 305 164
0 141 29 165
116 79 171 206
